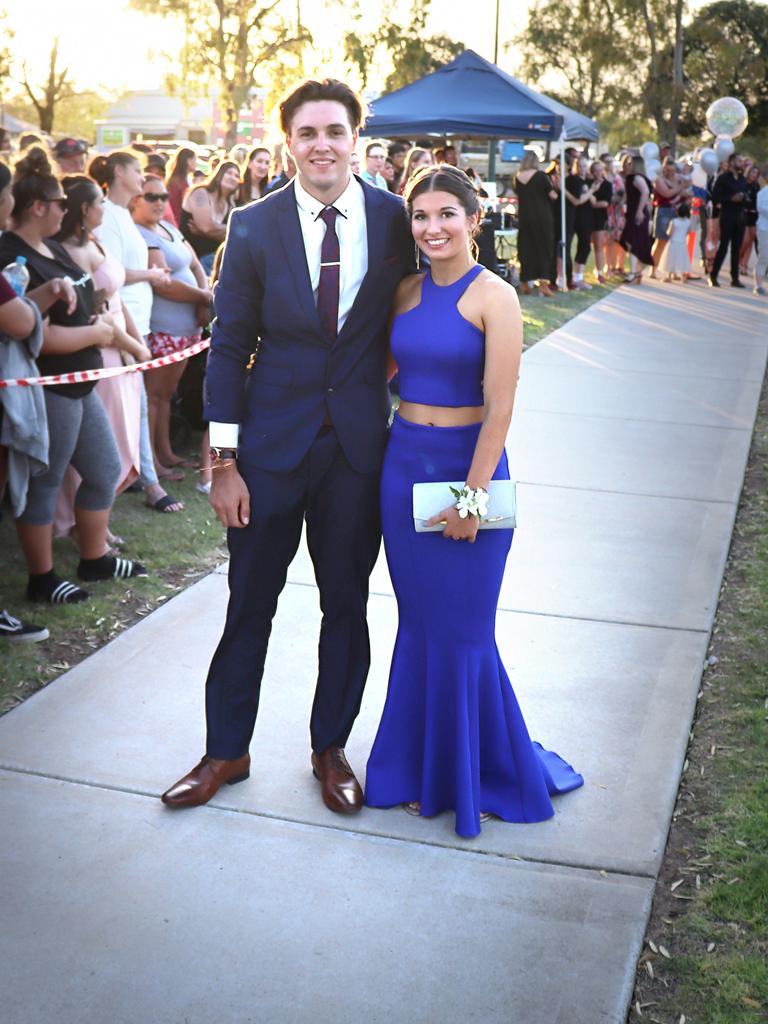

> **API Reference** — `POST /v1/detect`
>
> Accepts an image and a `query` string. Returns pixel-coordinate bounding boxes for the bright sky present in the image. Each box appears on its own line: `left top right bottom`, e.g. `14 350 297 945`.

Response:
3 0 726 98
3 0 519 95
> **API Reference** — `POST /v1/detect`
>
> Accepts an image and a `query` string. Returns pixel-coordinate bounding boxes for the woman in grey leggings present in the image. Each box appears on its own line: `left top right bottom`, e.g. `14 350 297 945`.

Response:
0 147 147 604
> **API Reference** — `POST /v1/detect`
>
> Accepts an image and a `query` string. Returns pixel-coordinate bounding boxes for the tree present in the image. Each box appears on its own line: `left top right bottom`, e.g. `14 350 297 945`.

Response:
514 0 632 120
130 0 311 147
679 0 768 140
623 0 687 149
516 0 690 150
0 10 13 115
344 0 462 95
20 36 74 134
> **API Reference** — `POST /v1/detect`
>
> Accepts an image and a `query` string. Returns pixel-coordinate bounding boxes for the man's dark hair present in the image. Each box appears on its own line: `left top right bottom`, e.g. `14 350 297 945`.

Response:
365 141 385 157
388 142 408 158
279 79 364 135
727 151 741 166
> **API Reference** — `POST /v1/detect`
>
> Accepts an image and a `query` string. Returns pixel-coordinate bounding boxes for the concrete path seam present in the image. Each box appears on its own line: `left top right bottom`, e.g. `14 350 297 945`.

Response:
0 764 659 882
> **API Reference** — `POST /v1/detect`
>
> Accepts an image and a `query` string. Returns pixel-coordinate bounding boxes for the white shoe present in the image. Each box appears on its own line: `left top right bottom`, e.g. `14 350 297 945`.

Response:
195 480 211 495
575 280 592 291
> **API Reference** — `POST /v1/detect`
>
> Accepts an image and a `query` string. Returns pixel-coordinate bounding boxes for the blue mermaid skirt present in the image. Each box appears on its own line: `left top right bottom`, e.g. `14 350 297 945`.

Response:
365 414 584 838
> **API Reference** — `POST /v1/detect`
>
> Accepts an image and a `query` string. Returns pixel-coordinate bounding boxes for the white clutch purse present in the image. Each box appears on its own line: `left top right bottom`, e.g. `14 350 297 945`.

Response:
412 480 517 532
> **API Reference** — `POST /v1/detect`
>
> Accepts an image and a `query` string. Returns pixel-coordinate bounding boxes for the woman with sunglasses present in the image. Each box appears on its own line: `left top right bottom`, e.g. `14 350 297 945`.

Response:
132 175 213 479
89 150 183 512
0 147 147 604
51 175 153 545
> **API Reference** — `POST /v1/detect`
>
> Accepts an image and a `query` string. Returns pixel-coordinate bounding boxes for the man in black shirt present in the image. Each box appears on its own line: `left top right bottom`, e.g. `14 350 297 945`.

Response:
709 153 748 288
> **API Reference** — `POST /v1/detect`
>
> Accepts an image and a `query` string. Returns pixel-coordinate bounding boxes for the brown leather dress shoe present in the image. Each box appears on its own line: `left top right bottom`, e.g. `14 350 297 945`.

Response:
311 747 363 815
161 754 250 808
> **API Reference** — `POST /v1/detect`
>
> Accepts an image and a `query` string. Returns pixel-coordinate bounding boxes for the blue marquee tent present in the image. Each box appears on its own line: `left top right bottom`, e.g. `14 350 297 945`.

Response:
362 50 599 142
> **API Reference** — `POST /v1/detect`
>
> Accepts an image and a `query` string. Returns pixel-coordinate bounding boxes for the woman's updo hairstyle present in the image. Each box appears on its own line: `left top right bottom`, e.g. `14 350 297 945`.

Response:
11 145 60 216
54 174 103 244
87 150 138 192
403 164 484 237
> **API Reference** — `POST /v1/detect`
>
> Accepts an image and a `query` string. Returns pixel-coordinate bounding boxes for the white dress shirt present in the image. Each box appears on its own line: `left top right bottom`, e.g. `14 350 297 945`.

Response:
210 173 369 450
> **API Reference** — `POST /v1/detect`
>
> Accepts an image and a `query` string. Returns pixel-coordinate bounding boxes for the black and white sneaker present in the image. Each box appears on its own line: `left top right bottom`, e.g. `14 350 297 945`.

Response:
0 609 50 643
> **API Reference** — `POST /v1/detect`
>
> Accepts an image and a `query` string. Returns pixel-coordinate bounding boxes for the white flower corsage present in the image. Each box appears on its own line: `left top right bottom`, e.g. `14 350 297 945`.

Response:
449 484 489 519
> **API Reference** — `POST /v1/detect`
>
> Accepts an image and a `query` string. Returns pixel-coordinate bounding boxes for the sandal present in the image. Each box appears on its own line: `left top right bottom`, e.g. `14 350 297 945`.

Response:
404 801 421 815
147 493 184 513
78 556 148 582
157 467 185 482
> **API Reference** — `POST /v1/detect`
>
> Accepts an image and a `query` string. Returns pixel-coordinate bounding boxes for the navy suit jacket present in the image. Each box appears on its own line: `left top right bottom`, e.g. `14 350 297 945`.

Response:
203 176 414 474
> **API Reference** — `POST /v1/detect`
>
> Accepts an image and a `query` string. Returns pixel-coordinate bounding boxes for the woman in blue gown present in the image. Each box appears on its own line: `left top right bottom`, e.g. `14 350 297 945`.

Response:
365 166 584 838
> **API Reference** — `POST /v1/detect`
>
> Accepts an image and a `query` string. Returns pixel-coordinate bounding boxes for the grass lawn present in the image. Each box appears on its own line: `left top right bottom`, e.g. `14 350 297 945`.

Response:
0 269 617 711
629 376 768 1023
520 278 616 347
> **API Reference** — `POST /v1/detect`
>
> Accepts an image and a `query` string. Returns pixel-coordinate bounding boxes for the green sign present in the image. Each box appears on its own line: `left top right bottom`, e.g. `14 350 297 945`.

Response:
101 128 125 146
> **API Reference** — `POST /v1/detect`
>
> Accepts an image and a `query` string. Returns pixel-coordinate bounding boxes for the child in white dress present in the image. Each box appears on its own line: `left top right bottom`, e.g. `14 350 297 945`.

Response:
659 203 693 281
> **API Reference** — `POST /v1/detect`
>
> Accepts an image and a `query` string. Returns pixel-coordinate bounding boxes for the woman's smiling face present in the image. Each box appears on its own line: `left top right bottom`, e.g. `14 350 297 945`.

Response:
410 189 478 263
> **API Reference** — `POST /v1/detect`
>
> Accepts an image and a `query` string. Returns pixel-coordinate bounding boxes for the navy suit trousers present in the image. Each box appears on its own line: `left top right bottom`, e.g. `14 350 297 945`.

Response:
205 426 382 759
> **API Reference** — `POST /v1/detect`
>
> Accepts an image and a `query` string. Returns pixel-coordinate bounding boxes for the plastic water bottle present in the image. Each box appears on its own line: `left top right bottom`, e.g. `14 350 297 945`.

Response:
2 256 30 297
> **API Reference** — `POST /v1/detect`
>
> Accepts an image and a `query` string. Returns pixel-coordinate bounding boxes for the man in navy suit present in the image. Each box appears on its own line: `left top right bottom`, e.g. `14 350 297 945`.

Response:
162 80 413 812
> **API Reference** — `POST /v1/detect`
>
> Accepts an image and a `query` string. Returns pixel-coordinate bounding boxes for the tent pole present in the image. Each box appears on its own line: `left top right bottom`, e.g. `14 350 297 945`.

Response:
560 129 567 294
487 140 496 184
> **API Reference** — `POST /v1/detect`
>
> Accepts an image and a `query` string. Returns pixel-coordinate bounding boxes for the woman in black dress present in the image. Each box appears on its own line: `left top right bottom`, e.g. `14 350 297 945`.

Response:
513 151 556 296
545 161 563 288
589 160 613 283
565 156 596 290
619 155 654 283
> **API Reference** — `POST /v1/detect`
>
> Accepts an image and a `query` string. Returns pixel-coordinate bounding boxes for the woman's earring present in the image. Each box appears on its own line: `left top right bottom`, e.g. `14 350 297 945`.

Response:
470 238 480 262
414 242 421 271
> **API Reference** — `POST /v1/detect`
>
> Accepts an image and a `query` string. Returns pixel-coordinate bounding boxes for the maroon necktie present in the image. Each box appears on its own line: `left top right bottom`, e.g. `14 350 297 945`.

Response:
317 206 340 342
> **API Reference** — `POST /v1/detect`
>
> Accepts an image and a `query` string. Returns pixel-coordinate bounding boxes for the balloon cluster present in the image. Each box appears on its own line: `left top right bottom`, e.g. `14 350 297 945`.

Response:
640 141 660 180
638 97 748 184
702 97 747 173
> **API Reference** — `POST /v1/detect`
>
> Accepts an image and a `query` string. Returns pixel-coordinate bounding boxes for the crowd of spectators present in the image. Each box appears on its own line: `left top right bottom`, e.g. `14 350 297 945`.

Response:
514 144 768 293
1 129 766 644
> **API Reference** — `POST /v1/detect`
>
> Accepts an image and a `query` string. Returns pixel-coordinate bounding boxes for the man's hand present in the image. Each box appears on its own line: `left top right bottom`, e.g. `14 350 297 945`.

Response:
209 463 250 528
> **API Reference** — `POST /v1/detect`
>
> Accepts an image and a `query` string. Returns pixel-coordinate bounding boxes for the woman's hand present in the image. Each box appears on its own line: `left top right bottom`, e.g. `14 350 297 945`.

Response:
90 314 115 348
146 266 171 287
196 303 211 328
133 340 153 362
26 277 78 316
427 505 480 543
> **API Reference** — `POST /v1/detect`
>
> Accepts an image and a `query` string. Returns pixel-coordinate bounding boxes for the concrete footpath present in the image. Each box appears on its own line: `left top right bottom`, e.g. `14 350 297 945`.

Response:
1 281 765 1024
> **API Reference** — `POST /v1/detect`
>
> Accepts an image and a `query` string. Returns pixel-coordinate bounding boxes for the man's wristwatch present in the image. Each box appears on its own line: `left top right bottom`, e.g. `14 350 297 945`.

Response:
209 447 238 464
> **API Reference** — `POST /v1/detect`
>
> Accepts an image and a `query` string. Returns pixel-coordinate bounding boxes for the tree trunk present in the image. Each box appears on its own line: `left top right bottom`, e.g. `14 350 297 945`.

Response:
669 0 685 154
39 105 54 134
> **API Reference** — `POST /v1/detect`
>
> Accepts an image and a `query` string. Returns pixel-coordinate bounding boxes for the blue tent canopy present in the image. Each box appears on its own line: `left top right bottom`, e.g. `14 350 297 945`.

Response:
363 50 599 142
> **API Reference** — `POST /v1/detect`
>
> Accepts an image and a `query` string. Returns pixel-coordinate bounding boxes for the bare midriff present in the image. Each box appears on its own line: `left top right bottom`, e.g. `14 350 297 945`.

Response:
397 401 484 427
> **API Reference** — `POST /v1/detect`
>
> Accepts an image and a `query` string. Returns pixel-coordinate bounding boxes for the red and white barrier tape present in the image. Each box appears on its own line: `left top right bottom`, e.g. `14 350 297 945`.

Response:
0 336 210 389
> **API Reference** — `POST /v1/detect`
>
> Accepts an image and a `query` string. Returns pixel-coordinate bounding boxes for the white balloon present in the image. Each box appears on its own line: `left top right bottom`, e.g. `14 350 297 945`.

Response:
640 141 660 162
691 164 707 189
706 97 748 139
714 135 735 162
645 158 661 180
699 148 718 175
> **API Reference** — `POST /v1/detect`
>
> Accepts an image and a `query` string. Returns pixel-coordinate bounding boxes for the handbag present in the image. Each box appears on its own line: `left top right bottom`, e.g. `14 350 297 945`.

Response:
412 479 517 532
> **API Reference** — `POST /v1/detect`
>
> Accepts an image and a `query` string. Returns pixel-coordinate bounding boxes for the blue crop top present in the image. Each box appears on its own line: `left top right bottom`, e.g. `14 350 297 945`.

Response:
390 264 485 407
